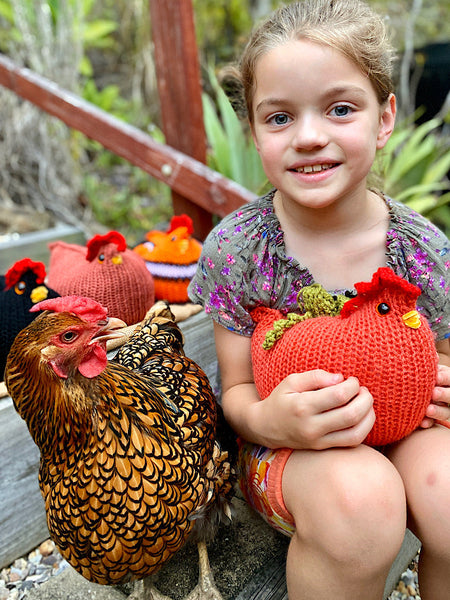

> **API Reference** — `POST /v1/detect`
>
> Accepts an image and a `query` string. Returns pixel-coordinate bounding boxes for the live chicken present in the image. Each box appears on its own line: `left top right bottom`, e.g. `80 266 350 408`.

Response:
5 297 234 600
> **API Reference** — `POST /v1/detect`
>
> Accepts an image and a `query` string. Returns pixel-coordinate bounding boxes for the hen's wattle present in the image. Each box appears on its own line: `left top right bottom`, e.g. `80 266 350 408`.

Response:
251 267 438 446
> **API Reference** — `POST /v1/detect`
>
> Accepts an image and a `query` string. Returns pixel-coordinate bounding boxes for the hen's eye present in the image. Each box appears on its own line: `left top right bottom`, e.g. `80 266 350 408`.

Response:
376 302 391 315
14 281 26 295
61 331 78 343
98 253 105 262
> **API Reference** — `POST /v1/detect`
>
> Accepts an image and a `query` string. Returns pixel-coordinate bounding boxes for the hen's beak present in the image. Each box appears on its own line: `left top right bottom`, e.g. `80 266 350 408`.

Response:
402 309 421 329
92 317 128 345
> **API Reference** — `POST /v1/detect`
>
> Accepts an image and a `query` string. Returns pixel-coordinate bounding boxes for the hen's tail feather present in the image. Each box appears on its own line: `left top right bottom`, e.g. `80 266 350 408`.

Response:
114 301 185 371
188 441 236 543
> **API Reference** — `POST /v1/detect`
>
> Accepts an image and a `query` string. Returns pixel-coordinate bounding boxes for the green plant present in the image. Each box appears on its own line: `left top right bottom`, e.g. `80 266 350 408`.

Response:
202 65 268 195
374 113 450 232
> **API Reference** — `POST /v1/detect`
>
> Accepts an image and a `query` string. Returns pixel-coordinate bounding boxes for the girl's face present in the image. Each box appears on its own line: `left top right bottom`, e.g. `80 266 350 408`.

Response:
251 39 396 213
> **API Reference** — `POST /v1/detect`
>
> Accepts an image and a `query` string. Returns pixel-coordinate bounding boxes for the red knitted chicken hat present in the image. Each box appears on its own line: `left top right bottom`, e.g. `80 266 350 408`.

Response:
47 231 155 325
251 267 438 447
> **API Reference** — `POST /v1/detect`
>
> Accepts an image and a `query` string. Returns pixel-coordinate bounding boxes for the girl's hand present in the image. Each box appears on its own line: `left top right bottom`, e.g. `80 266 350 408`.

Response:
253 370 376 450
421 364 450 428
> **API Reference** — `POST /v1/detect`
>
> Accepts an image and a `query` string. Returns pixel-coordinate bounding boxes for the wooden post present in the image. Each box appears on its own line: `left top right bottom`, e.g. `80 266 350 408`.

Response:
149 0 213 240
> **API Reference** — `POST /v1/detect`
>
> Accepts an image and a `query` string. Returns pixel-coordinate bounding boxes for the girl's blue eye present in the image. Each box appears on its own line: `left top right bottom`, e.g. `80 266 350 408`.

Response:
331 105 352 117
270 113 290 126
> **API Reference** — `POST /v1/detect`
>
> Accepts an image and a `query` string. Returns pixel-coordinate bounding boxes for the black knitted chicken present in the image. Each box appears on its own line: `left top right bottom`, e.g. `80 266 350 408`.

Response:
0 258 59 379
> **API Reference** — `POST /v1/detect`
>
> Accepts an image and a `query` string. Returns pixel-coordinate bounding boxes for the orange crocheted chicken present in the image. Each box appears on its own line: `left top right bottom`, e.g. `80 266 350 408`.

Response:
5 297 234 600
47 231 155 325
133 215 202 304
251 267 438 446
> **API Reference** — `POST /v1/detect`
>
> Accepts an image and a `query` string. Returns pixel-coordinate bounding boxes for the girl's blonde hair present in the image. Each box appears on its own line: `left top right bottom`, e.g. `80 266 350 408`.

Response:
239 0 395 124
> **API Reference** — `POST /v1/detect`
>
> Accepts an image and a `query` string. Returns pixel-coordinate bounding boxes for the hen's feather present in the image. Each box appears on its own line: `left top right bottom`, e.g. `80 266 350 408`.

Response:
5 300 234 586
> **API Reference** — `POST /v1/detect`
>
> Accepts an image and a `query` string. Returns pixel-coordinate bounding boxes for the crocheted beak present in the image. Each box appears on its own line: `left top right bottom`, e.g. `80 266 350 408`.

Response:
402 310 421 329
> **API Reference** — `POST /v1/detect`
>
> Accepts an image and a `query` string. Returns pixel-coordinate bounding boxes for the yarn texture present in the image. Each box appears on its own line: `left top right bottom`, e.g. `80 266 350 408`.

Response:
0 259 59 380
133 215 202 304
251 267 438 447
47 231 155 325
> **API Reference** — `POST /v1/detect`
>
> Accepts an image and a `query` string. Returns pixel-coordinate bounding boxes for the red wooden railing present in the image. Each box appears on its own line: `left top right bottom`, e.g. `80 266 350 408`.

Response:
0 1 256 240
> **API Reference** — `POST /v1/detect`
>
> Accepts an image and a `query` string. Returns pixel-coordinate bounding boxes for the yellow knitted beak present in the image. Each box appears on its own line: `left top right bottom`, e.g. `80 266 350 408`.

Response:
111 255 123 265
31 286 49 304
402 309 421 329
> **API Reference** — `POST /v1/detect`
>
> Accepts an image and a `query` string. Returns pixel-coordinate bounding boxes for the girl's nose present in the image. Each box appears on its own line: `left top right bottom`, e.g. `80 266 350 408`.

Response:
292 114 327 150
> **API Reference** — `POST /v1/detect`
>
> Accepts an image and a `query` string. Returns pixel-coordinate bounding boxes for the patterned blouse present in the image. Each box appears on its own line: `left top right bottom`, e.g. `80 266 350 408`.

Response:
188 190 450 342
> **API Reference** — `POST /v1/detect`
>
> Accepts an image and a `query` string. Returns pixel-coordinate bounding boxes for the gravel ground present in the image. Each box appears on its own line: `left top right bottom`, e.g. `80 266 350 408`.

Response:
0 539 421 600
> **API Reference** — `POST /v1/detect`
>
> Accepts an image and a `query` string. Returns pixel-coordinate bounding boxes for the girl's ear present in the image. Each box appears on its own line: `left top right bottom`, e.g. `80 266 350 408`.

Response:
376 93 396 150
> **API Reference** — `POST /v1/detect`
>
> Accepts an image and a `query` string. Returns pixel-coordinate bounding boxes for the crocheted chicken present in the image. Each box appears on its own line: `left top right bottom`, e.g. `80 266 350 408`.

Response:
251 267 438 446
47 231 155 325
0 258 59 380
133 214 202 304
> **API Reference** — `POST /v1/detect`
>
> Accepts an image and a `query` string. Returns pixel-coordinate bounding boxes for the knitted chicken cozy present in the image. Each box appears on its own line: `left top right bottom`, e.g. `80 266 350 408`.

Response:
133 215 202 304
251 267 438 447
47 231 155 325
0 258 59 380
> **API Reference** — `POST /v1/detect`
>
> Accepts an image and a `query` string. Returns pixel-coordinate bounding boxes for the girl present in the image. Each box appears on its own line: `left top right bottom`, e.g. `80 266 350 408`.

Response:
189 1 450 598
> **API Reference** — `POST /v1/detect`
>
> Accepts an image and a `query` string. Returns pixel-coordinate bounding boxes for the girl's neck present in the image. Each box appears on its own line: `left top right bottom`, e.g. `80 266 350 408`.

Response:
273 188 390 290
273 186 380 239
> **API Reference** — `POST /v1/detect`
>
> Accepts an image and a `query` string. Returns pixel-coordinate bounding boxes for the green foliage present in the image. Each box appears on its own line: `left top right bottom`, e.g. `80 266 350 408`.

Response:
375 113 450 233
84 160 172 245
202 66 267 195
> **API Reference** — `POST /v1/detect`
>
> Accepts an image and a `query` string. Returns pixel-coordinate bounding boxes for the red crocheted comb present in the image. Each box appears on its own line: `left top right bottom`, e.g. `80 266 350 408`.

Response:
341 267 421 318
168 214 194 235
86 231 127 261
30 296 108 323
5 258 46 289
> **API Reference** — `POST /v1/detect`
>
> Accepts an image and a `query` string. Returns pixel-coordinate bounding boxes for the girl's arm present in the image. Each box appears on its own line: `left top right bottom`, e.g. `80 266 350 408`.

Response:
214 322 376 450
422 339 450 427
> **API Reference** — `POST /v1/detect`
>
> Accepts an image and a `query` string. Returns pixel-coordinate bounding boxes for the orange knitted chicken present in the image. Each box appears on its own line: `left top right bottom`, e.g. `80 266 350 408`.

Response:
251 267 438 446
133 215 202 303
47 231 155 325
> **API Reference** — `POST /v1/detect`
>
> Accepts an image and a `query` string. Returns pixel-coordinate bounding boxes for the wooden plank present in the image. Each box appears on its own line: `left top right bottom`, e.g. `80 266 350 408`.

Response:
149 0 213 239
0 399 48 568
0 54 256 225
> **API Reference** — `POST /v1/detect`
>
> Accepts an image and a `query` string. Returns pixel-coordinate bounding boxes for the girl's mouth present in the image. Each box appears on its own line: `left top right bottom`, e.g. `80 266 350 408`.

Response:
293 163 338 174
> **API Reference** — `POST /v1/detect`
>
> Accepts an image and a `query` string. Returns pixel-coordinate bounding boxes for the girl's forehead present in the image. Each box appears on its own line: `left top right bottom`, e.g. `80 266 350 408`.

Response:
253 40 375 102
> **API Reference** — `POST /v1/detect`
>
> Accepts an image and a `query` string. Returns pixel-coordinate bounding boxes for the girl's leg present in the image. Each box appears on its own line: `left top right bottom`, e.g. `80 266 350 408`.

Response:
387 425 450 600
282 445 407 600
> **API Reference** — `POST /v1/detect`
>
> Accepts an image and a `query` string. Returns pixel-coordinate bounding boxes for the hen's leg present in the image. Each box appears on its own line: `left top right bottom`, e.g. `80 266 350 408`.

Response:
184 541 224 600
128 578 172 600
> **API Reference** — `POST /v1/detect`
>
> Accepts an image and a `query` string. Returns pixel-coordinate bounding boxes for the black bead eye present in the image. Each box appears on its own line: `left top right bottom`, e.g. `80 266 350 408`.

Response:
98 253 105 262
376 302 391 315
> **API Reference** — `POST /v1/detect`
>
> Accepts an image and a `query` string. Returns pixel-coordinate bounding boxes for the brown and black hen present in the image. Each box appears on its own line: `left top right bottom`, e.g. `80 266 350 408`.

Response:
5 296 234 600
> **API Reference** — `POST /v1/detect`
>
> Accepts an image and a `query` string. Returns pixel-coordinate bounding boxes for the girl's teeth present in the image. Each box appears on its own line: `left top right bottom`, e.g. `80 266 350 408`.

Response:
297 164 332 173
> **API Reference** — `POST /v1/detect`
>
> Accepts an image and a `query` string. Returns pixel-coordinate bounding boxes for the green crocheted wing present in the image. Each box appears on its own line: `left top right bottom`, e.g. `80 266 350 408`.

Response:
263 284 349 350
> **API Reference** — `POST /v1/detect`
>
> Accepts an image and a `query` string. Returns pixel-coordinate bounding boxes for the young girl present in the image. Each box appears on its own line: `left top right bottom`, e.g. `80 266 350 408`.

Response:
189 1 450 598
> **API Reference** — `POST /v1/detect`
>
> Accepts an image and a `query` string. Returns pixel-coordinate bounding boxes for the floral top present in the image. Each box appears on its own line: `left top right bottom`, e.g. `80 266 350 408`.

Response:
188 190 450 341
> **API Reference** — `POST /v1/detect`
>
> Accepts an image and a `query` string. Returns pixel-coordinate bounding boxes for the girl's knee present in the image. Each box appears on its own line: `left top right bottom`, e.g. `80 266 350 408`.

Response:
284 447 406 565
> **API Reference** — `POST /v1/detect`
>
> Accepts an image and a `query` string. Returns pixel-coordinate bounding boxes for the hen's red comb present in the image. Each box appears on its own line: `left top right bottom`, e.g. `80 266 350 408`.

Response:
341 267 421 318
86 231 127 261
30 296 108 323
5 258 46 289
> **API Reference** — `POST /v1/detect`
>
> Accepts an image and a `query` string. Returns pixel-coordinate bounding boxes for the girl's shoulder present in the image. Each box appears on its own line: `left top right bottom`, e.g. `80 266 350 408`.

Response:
385 195 450 340
386 195 449 258
205 189 280 249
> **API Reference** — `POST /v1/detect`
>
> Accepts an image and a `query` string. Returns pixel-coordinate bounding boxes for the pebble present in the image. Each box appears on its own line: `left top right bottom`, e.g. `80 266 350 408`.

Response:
0 541 420 599
0 540 69 599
